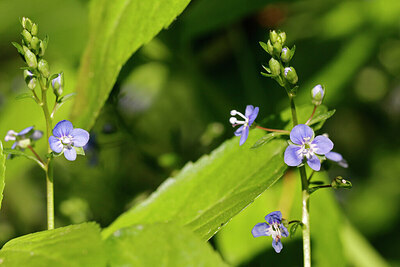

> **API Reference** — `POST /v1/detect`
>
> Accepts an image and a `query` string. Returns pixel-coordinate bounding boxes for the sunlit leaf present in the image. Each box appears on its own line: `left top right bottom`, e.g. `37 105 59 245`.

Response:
70 0 192 129
106 223 228 266
0 223 106 267
3 148 45 170
0 142 6 210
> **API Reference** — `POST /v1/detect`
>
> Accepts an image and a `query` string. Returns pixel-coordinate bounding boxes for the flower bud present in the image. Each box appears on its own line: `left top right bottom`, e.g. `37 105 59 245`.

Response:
24 70 37 90
21 17 32 32
23 46 37 68
52 72 64 96
284 67 298 84
281 47 291 63
31 23 38 36
269 30 279 43
279 32 286 44
266 40 274 55
273 42 282 57
21 29 32 45
39 40 46 57
30 36 40 53
269 58 280 76
331 176 352 189
38 59 50 78
311 84 325 105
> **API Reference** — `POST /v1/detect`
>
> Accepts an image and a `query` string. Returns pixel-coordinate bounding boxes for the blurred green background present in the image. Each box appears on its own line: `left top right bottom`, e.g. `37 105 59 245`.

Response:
0 0 399 266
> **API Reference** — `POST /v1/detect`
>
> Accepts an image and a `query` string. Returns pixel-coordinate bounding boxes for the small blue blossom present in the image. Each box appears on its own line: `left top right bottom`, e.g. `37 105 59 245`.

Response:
49 120 89 161
251 211 289 253
5 126 43 149
326 151 348 168
284 124 333 171
229 105 259 145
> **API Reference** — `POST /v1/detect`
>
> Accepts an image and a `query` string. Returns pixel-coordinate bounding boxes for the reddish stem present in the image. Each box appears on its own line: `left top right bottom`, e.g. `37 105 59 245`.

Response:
305 105 317 125
28 145 45 165
255 125 290 134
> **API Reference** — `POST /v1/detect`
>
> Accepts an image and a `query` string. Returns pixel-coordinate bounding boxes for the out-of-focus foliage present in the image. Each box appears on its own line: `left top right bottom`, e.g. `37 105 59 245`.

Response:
0 0 399 265
0 142 5 209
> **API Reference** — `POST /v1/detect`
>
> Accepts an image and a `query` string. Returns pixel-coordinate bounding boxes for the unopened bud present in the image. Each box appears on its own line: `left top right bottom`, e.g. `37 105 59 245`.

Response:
281 47 291 63
311 85 325 105
266 40 274 55
284 67 298 84
23 46 37 68
331 176 352 189
24 70 37 90
30 37 40 53
279 32 286 44
269 58 280 76
21 17 32 32
52 72 64 96
273 42 282 57
38 59 50 78
269 30 279 44
21 29 32 45
31 23 38 36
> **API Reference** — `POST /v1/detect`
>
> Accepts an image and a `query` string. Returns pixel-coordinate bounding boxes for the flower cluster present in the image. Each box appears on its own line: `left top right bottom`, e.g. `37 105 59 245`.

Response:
252 211 289 253
5 126 42 149
229 105 259 145
49 120 89 161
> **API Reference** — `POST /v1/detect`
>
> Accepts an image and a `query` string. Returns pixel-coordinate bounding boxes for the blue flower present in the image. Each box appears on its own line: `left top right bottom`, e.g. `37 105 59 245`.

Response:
284 124 333 171
251 211 289 253
49 120 89 161
229 105 259 145
326 151 348 168
5 126 43 149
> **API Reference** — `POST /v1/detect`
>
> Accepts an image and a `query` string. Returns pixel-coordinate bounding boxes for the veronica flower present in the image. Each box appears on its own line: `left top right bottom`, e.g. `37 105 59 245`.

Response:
229 105 259 145
49 120 89 161
326 151 348 168
284 124 333 171
252 211 289 253
4 126 43 149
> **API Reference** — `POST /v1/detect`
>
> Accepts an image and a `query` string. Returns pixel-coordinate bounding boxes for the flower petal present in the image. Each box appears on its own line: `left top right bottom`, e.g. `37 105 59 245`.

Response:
18 126 34 136
49 136 63 153
326 152 348 168
245 105 254 117
312 135 333 155
307 155 321 171
31 130 43 141
234 125 244 136
281 224 289 237
272 239 283 253
251 223 271 237
53 120 73 138
64 147 77 161
284 145 302 167
239 126 249 146
71 128 90 147
248 107 259 126
265 211 282 224
290 124 314 145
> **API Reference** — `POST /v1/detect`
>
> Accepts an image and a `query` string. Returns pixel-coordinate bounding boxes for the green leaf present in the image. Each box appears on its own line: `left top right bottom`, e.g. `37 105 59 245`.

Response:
74 146 85 156
102 105 319 240
106 223 228 266
289 221 302 238
251 132 286 149
15 92 35 102
3 148 45 170
70 0 192 129
308 109 336 127
0 142 6 210
59 92 76 103
0 223 107 267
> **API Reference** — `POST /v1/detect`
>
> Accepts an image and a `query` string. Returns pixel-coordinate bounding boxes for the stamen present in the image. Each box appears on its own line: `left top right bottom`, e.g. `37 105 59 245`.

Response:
229 117 237 124
230 110 237 116
235 111 248 122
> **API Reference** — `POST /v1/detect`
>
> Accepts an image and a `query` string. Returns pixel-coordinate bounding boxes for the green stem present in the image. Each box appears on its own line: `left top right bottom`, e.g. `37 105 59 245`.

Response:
289 94 311 267
39 77 54 230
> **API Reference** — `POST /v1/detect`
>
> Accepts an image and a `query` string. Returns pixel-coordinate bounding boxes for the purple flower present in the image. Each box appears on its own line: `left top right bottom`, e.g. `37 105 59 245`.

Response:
284 124 333 171
251 211 289 253
49 120 89 161
229 105 259 145
326 151 348 168
4 126 43 149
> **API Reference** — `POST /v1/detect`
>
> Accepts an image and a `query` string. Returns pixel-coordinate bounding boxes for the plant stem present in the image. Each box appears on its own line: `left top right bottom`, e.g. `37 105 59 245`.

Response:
39 77 54 230
305 105 317 125
289 94 311 267
27 145 45 165
255 125 289 134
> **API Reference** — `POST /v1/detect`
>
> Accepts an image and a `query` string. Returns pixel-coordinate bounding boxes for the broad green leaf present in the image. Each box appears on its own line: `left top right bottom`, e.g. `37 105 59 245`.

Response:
102 105 323 240
106 223 228 266
0 223 106 267
308 109 335 128
70 0 192 129
0 142 5 210
251 132 286 149
3 148 45 170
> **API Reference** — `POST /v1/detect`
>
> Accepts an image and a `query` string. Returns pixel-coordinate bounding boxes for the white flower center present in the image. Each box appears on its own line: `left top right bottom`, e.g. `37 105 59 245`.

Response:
60 135 73 146
297 137 317 159
270 222 282 242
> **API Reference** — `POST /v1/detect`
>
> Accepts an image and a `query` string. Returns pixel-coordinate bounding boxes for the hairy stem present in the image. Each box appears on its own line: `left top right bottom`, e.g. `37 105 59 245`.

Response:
39 77 54 230
289 95 311 267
